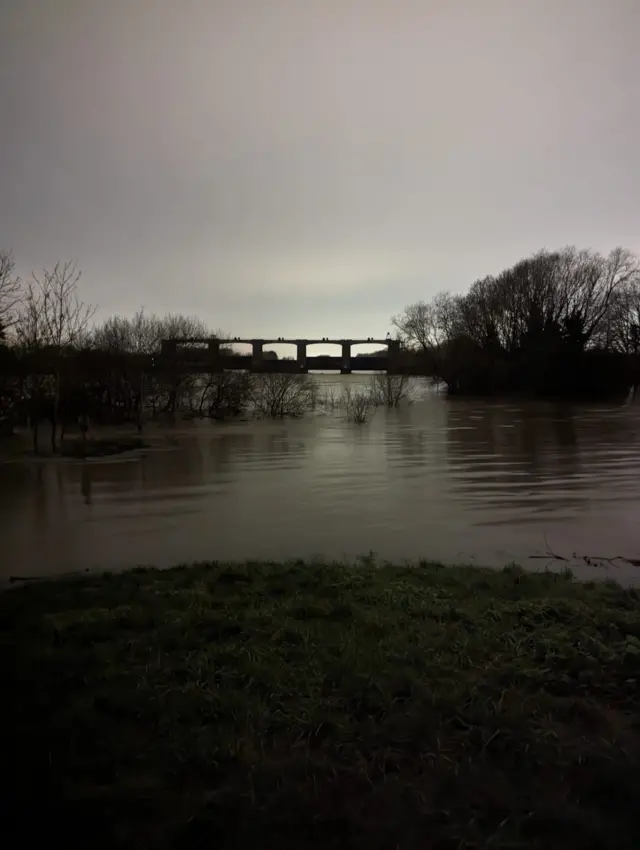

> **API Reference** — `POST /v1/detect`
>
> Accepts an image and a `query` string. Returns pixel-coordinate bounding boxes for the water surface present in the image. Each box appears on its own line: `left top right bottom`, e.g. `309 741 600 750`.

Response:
2 378 640 583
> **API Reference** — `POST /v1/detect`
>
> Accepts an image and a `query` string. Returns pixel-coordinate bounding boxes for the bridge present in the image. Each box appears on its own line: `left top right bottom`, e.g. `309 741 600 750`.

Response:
0 337 429 381
160 337 408 374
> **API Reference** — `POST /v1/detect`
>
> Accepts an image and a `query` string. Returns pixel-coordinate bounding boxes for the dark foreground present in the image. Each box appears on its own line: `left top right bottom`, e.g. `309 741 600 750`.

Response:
2 561 640 849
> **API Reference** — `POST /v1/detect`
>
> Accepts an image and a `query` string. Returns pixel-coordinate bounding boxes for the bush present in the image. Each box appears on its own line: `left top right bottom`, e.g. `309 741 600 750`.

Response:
369 373 410 407
250 373 316 418
342 385 374 423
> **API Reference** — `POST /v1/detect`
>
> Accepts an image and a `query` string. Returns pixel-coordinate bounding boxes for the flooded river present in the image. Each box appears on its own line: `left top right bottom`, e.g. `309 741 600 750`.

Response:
2 377 640 583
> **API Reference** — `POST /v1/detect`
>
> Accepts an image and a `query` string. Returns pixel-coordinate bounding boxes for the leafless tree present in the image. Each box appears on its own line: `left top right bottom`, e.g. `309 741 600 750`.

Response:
196 370 252 419
161 321 233 416
91 311 152 354
16 262 95 352
392 291 460 354
92 309 213 355
318 385 340 410
394 245 640 397
392 300 435 353
92 311 227 417
547 246 636 348
0 250 22 338
342 385 375 423
14 262 95 452
605 279 640 355
458 247 640 356
250 373 316 418
370 373 410 407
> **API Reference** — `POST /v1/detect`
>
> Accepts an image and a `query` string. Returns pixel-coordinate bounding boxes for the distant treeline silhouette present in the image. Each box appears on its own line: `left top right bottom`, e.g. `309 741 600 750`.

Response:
2 244 640 440
0 255 404 446
392 246 640 399
0 255 245 447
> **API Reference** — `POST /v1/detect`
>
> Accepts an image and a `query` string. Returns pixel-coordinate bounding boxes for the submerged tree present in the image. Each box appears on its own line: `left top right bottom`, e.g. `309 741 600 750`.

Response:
250 373 316 418
91 311 224 419
196 370 253 419
370 373 410 407
342 385 375 423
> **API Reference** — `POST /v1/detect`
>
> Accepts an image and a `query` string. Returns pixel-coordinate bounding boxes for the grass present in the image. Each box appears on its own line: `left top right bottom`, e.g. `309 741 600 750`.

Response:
1 560 640 849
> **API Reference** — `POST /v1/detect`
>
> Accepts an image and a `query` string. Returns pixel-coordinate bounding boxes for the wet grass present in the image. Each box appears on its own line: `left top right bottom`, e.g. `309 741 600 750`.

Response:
1 560 640 849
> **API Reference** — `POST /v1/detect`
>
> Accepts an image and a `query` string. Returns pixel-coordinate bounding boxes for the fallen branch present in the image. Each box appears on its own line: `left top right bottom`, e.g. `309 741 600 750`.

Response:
528 554 640 569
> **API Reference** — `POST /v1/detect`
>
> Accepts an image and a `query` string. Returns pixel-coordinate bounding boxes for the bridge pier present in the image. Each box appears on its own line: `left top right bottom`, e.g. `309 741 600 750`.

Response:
296 342 307 372
387 340 401 374
207 339 220 359
341 341 352 374
252 340 264 370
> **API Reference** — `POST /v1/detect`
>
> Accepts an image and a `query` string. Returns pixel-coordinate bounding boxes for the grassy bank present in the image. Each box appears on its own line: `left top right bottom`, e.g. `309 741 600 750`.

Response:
2 561 640 849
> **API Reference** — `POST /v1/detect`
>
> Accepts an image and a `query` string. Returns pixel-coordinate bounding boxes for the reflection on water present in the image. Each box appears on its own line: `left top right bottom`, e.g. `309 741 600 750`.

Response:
2 377 640 583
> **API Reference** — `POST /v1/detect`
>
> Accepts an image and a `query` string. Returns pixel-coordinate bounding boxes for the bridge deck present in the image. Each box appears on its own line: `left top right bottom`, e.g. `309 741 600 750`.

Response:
1 335 429 378
170 337 392 346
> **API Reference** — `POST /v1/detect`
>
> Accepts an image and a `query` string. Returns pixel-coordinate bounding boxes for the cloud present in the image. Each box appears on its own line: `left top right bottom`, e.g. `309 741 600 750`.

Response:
1 0 639 340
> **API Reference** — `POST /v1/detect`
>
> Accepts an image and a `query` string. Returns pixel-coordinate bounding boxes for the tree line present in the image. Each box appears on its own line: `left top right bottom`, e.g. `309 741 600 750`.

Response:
391 246 640 399
3 242 633 451
0 250 410 451
0 252 267 448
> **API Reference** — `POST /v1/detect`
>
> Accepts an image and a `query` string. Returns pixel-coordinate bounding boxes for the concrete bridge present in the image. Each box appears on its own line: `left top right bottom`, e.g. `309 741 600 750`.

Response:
0 337 429 381
160 337 404 374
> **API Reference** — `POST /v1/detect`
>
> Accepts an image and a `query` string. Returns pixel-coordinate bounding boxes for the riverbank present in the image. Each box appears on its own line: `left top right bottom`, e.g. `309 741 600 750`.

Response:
60 434 147 458
0 428 149 461
2 561 639 848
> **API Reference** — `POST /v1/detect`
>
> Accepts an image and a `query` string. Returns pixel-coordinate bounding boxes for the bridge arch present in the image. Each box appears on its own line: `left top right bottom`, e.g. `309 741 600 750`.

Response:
349 340 389 372
304 340 344 373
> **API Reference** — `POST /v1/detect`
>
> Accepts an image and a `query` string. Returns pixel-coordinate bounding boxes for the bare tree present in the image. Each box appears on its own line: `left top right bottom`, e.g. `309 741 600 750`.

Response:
392 292 460 354
158 317 227 415
0 250 22 338
342 385 375 423
391 300 435 354
318 385 340 410
92 311 227 418
16 262 95 352
605 279 640 355
370 373 410 407
15 262 95 452
398 245 640 397
92 313 144 354
250 373 316 418
196 370 252 419
92 310 217 355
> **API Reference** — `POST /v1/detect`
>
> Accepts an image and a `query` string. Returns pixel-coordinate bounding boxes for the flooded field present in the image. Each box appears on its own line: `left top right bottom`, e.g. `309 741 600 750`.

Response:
2 377 640 583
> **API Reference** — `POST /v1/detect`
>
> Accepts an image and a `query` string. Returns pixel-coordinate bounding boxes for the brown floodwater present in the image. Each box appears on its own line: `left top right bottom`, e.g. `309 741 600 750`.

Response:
2 377 640 584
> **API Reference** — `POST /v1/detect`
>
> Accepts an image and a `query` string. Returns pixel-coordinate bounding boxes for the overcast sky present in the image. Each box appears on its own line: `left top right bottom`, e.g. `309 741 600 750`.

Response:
1 0 639 355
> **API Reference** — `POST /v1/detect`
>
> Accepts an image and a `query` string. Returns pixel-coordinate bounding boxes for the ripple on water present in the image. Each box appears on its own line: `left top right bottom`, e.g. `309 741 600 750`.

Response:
2 386 640 581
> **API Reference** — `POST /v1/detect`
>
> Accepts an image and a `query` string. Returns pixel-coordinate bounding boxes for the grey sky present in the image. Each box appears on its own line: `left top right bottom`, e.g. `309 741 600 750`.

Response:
2 0 639 355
